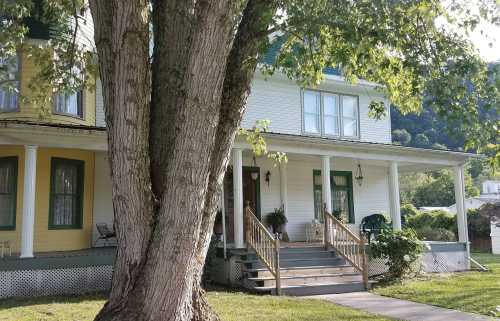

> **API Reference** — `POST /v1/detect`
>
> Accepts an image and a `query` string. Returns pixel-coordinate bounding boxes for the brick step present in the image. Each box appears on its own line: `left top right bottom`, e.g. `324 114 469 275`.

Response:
248 272 363 287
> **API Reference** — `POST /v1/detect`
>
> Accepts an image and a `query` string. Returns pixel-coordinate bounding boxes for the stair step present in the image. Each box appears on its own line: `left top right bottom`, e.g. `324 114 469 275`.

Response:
254 281 369 296
239 257 345 268
248 272 363 287
244 264 355 275
244 250 336 260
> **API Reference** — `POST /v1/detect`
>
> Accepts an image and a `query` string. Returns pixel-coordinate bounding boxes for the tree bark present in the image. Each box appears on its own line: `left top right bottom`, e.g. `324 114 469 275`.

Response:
89 0 276 320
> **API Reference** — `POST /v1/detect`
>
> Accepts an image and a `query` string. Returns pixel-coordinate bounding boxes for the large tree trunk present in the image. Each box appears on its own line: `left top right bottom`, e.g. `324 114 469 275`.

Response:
89 1 276 320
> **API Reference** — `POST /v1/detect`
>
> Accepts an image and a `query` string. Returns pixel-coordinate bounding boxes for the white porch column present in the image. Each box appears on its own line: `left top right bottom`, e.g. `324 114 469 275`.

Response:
20 145 38 258
389 161 402 230
232 148 244 248
322 156 332 213
454 165 469 244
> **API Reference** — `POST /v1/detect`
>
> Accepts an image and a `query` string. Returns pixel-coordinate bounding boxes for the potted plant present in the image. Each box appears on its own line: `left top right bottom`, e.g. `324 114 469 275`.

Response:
265 207 288 235
213 210 223 236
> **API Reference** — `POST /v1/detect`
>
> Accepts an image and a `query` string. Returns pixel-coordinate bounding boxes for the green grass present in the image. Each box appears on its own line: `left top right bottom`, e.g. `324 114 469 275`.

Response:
373 252 500 316
0 291 394 321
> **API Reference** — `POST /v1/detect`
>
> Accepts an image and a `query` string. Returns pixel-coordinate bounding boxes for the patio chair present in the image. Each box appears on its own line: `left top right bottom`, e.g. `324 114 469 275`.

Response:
360 214 390 244
95 223 116 247
0 240 12 258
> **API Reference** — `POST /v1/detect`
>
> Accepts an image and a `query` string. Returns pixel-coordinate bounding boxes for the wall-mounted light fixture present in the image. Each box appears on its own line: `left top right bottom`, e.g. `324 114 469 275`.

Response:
355 163 364 186
265 171 271 186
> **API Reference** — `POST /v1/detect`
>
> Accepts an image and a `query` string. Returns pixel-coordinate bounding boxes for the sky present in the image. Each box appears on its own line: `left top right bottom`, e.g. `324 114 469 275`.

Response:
469 21 500 62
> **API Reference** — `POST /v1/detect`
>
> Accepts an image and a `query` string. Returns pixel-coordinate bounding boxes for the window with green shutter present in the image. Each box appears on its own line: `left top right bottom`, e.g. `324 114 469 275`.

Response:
49 158 84 229
0 157 18 230
313 170 355 223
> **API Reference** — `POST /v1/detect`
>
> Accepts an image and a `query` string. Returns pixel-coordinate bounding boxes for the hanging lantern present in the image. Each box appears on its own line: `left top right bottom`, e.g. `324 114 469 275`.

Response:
355 163 364 186
251 156 259 180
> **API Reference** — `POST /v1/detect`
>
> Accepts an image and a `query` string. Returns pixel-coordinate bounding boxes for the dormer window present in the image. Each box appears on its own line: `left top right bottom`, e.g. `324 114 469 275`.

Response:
302 89 359 139
0 56 19 112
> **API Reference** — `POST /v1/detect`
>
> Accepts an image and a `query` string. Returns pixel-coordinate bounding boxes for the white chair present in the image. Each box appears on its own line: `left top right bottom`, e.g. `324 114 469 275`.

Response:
0 240 12 258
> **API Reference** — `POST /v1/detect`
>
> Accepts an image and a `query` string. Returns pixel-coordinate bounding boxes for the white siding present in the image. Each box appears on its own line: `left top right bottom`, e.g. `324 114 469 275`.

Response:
95 78 105 127
243 74 392 144
241 154 391 241
92 152 113 243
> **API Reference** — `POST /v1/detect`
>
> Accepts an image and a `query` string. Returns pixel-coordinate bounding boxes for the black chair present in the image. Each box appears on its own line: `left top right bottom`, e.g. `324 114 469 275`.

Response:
360 214 390 244
96 223 116 247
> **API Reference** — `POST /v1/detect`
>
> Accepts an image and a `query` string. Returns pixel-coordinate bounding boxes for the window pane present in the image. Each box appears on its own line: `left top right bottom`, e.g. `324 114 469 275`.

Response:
323 94 339 135
332 190 349 222
53 91 83 117
343 118 357 137
0 195 14 226
304 114 319 133
0 56 19 112
342 96 358 137
333 175 347 186
303 91 320 133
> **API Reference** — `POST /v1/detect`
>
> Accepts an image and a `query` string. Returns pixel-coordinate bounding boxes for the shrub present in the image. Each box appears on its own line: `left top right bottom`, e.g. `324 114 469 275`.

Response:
416 226 456 241
369 229 425 280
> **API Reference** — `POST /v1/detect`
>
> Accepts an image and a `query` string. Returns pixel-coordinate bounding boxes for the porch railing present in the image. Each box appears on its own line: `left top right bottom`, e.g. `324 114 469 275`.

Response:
244 205 281 295
323 209 369 289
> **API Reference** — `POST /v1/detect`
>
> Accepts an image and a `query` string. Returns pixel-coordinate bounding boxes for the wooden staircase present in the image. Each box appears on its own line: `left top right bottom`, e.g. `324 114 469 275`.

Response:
242 206 370 296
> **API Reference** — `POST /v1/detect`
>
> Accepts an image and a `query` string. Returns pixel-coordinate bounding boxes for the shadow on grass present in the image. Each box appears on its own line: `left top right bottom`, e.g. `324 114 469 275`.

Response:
0 291 107 310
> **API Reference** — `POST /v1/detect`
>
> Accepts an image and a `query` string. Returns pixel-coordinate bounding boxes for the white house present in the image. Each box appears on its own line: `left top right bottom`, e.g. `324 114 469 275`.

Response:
0 12 476 297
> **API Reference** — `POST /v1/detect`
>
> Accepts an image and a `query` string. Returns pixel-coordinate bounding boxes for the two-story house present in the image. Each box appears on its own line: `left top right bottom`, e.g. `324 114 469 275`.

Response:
0 9 475 297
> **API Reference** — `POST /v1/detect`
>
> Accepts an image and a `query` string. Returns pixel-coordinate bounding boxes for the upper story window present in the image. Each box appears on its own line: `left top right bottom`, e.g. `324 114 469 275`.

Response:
53 90 84 118
0 56 20 112
302 89 359 138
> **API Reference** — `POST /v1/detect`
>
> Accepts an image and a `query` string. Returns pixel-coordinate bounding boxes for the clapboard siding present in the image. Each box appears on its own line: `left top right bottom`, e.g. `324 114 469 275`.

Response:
243 73 392 144
241 154 390 241
95 78 105 127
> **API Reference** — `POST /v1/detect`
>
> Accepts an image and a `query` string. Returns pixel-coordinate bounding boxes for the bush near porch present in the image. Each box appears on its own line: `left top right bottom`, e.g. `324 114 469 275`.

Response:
373 253 500 317
402 204 493 250
0 292 395 321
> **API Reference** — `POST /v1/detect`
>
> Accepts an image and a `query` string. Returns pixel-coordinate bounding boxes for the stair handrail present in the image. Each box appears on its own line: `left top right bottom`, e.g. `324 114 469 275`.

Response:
324 208 369 289
244 205 281 295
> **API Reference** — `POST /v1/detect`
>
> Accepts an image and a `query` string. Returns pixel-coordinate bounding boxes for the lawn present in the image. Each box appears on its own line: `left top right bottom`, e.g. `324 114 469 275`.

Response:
0 291 394 321
373 252 500 316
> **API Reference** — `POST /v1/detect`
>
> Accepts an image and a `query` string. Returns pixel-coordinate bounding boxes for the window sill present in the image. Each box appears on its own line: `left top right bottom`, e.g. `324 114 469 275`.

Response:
0 109 20 114
0 226 16 231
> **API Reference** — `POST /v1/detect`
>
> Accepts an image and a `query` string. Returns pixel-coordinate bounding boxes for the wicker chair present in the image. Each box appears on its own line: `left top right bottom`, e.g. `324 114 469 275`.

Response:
95 223 116 247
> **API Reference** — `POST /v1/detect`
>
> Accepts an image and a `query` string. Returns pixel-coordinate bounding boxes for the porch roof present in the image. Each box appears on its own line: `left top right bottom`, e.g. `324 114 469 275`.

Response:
234 132 479 171
0 120 479 171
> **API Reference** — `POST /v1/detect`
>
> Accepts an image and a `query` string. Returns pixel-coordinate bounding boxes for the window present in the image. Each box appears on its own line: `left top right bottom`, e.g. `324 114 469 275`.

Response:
313 170 354 223
323 93 339 136
0 157 18 230
303 90 321 134
342 95 358 137
302 89 359 138
0 56 19 112
49 158 84 229
53 90 84 118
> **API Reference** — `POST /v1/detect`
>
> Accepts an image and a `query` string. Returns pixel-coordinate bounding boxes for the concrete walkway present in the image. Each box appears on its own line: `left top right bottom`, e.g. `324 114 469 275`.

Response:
308 292 498 321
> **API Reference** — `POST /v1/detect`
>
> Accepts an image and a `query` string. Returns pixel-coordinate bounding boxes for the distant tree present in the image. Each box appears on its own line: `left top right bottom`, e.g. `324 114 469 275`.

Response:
392 129 412 145
412 170 479 207
414 133 431 148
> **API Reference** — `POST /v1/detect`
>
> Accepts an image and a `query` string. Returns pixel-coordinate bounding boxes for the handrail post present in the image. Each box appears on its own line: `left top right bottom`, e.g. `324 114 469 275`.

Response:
275 237 281 296
360 235 369 289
